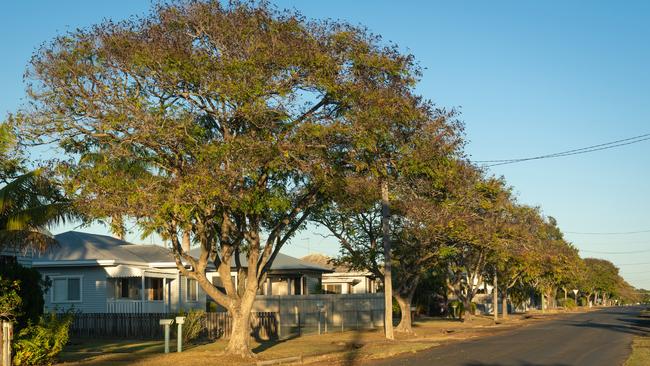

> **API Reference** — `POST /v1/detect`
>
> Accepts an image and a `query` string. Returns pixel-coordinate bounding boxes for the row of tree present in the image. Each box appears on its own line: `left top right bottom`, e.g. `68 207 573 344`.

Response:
2 0 639 357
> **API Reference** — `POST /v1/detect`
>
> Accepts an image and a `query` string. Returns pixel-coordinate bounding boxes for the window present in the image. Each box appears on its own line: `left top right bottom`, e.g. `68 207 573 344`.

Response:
187 278 198 302
51 277 82 303
324 284 342 294
115 278 141 300
211 275 236 294
146 278 164 301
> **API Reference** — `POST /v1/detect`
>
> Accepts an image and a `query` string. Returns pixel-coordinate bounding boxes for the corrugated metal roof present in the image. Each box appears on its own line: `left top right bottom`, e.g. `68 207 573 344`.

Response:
187 247 331 272
33 231 330 272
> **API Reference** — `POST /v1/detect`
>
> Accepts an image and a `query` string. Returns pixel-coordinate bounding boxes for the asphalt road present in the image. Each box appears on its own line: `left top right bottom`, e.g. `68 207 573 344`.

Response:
369 307 648 366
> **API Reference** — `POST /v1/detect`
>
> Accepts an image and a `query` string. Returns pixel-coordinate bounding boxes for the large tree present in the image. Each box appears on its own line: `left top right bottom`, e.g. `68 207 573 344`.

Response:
14 1 431 356
487 204 544 319
313 117 462 334
580 258 621 306
443 170 514 321
527 217 581 311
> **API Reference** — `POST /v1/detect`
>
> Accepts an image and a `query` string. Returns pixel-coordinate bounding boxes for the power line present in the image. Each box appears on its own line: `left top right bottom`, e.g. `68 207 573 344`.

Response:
580 248 650 255
621 270 650 275
565 229 650 235
573 241 650 246
475 132 650 167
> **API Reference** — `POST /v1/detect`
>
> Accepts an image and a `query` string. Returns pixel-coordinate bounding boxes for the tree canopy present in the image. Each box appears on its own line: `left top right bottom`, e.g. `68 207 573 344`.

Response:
5 0 641 356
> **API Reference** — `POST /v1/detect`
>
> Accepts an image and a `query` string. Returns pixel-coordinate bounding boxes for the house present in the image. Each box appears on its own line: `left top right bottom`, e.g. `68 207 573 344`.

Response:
301 254 380 294
26 231 332 313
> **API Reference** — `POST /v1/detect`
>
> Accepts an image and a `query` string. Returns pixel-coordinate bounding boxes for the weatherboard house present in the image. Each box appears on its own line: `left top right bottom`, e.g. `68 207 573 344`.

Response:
25 231 332 313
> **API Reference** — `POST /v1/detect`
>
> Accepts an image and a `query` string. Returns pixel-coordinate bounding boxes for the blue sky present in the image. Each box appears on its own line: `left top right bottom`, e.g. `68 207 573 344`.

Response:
2 1 649 288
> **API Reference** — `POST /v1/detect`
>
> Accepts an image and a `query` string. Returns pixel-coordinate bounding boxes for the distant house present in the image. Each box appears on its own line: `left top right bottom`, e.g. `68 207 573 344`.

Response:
301 254 380 294
23 231 331 313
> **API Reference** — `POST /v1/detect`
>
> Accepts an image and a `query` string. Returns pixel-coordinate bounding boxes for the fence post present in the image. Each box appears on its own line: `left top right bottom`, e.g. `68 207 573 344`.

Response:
325 310 328 334
356 309 359 330
278 296 282 339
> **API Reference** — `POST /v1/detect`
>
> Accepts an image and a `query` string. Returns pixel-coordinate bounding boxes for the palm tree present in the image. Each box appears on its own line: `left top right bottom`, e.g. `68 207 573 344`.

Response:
0 170 76 253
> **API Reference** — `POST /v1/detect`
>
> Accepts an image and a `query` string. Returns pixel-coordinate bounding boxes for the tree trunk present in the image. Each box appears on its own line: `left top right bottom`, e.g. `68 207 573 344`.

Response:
395 292 415 334
181 231 191 252
462 297 473 322
492 273 498 322
381 179 394 340
501 289 508 319
226 308 253 357
225 290 257 357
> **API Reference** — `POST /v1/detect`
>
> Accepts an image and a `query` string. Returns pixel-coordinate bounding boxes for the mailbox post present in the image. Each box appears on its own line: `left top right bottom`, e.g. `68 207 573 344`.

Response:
316 302 324 335
2 321 13 366
175 316 186 353
159 319 174 354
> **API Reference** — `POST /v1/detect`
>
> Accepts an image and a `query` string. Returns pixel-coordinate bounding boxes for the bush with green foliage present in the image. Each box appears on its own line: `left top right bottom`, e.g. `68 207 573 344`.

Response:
175 309 205 343
447 300 477 319
579 297 589 307
12 313 72 366
0 277 22 321
558 298 577 309
0 262 48 327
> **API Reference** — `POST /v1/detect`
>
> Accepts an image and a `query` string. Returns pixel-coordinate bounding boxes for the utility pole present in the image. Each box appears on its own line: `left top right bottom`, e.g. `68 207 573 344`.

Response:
381 179 394 340
493 270 498 323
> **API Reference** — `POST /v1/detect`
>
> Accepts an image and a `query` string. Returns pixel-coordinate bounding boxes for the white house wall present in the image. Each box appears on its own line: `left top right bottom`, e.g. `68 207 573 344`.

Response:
40 266 108 313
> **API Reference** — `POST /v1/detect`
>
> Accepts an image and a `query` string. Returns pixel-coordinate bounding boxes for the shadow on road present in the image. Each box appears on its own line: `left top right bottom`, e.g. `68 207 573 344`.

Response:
464 362 571 366
565 310 650 338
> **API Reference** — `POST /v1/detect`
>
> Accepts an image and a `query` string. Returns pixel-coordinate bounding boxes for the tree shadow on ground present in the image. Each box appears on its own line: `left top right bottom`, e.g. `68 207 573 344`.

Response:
251 333 300 354
342 326 365 366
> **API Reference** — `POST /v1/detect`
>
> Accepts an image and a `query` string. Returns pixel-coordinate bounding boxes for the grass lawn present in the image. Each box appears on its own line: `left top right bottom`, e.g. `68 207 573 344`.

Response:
56 311 579 366
625 337 650 366
625 308 650 366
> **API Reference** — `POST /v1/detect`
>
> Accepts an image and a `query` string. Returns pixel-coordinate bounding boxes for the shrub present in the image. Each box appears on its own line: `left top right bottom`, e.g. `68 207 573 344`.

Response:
448 300 463 318
447 301 477 319
559 298 577 310
13 313 72 366
0 277 22 322
176 309 205 343
0 263 48 328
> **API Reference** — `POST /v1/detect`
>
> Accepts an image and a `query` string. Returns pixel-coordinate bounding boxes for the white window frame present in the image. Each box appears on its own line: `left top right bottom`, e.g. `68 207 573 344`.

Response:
186 277 199 302
50 275 83 304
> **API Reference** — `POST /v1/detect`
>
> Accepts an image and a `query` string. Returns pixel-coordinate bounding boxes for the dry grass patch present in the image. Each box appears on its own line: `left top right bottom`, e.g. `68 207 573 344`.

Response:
625 337 650 366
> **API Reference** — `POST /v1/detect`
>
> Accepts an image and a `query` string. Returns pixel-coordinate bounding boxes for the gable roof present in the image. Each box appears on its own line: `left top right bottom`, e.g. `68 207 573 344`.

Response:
301 253 357 273
33 231 171 264
32 231 331 272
